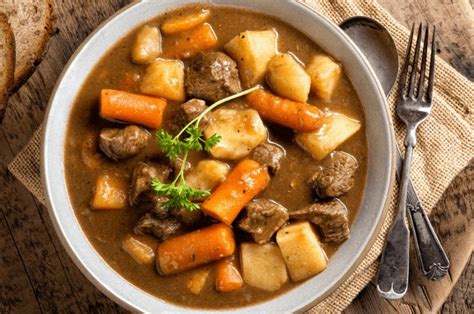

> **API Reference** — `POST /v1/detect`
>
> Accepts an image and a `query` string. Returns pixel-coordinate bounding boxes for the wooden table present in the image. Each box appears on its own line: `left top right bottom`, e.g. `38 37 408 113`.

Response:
0 0 472 313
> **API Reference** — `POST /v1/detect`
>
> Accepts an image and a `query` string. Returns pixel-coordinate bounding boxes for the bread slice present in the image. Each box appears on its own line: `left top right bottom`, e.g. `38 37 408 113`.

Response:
2 0 54 92
0 13 15 122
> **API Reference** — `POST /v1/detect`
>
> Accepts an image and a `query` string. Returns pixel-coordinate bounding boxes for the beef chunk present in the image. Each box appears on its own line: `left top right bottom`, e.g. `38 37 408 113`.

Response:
185 52 242 102
137 193 170 219
133 195 206 241
99 125 150 161
134 213 182 242
290 199 349 243
309 151 358 198
172 207 204 227
250 143 285 175
238 199 289 244
130 162 172 204
169 99 209 135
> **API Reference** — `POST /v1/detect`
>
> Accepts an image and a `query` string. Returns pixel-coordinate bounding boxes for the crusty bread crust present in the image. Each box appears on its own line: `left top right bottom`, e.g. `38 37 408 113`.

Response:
0 13 15 122
2 0 54 92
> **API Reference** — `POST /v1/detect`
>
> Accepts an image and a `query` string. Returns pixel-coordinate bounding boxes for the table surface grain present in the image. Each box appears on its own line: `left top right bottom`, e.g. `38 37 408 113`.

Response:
0 0 472 313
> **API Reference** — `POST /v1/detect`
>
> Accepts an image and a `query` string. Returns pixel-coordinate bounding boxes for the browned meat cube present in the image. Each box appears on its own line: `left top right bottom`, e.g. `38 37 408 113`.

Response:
309 151 358 198
238 199 289 244
168 98 209 135
290 199 349 243
137 193 171 219
172 207 204 227
185 52 242 102
250 143 285 175
98 125 150 161
134 213 182 242
130 162 172 204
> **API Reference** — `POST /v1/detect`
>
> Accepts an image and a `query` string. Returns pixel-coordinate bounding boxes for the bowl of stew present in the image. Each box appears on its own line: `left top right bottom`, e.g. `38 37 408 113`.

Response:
42 0 394 312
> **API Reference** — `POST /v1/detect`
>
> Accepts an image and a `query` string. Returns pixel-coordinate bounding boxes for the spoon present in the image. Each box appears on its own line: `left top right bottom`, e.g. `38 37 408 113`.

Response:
340 17 450 298
340 16 399 94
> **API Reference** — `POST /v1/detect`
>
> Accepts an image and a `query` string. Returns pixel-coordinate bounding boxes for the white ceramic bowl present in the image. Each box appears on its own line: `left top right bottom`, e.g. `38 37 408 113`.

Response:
42 0 394 312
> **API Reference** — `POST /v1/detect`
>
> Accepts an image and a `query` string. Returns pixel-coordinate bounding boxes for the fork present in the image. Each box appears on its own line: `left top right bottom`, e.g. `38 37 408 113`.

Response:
376 24 449 299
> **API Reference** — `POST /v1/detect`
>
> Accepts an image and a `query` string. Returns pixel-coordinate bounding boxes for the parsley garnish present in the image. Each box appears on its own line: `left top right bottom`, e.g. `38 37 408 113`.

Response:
152 86 260 211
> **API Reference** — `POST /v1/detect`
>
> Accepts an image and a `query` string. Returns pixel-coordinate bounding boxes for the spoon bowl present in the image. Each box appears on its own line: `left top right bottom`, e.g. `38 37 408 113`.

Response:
340 16 399 95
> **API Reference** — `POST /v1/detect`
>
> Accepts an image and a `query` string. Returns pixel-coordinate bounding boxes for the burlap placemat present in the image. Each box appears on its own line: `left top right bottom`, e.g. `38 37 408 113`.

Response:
8 0 474 312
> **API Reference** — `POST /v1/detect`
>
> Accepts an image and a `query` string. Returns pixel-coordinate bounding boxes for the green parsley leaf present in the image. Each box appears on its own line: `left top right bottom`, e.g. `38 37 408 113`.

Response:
151 86 260 211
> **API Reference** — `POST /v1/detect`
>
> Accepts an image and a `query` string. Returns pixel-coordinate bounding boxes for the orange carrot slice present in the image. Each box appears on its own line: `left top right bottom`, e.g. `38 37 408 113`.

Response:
246 89 323 132
164 23 218 59
201 159 270 225
100 89 167 129
215 256 244 292
156 223 235 275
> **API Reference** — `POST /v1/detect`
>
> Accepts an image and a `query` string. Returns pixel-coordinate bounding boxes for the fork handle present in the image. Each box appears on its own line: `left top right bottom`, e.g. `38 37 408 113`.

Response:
376 145 414 299
395 146 450 280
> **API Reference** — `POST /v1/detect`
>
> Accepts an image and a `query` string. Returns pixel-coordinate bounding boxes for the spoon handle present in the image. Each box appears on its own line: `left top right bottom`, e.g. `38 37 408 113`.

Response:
395 145 450 280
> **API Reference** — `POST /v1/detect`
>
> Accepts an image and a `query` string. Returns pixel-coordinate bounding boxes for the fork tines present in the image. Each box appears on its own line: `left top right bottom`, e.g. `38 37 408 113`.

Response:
399 24 436 103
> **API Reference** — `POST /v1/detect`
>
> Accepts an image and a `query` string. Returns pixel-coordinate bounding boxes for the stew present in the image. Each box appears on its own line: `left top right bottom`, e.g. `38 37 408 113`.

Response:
64 4 367 309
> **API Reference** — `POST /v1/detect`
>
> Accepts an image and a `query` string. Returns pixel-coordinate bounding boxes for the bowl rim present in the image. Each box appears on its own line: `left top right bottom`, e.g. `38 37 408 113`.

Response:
41 0 394 312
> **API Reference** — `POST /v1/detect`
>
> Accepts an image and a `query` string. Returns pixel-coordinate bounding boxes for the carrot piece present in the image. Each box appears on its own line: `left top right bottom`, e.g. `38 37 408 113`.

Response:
215 256 244 292
201 159 270 225
246 89 323 132
156 223 235 275
100 89 167 129
161 9 211 35
164 23 218 59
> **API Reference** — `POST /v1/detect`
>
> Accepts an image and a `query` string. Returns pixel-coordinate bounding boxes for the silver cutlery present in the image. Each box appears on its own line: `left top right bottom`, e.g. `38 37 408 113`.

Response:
375 24 450 299
340 20 450 293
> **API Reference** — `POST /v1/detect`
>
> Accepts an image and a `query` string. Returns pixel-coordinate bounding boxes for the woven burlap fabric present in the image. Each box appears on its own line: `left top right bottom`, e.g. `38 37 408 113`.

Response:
8 0 473 312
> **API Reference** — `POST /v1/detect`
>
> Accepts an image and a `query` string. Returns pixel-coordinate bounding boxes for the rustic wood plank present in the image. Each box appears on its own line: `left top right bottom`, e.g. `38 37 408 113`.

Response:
441 254 473 313
378 0 474 81
0 200 40 313
0 131 81 313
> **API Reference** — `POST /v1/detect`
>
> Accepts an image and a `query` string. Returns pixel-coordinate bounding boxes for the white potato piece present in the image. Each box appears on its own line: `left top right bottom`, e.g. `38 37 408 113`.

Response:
187 268 211 295
140 59 185 102
295 113 361 160
276 221 328 281
121 235 155 265
185 160 230 191
224 29 278 87
91 173 128 210
306 55 342 101
204 108 267 160
240 243 288 291
131 25 162 64
267 53 311 102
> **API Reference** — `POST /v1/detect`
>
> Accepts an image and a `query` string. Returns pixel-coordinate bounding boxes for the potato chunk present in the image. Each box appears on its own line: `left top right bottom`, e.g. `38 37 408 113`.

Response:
131 25 162 64
187 268 211 295
295 113 361 160
91 173 127 210
267 53 311 102
140 59 185 102
224 30 278 87
276 221 328 281
240 243 288 291
161 9 210 35
204 108 267 160
121 235 155 265
306 55 342 101
185 160 230 191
